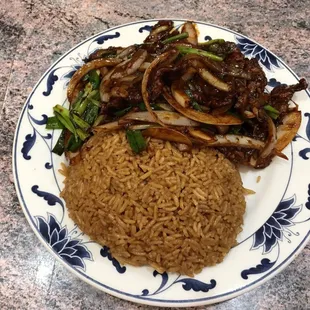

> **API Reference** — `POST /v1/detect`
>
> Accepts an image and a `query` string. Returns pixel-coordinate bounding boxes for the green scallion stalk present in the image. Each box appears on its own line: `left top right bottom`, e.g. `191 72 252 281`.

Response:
72 113 91 131
199 39 225 46
52 129 66 155
88 70 100 89
264 104 280 114
162 32 189 44
114 106 132 117
53 105 76 136
76 128 90 141
176 46 223 61
46 116 64 130
126 130 147 154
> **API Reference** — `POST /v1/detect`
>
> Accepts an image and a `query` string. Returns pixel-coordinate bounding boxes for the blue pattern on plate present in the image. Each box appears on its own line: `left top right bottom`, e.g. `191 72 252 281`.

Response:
252 195 301 254
306 184 310 210
100 246 126 274
204 35 212 41
296 113 310 159
241 258 276 280
93 32 120 45
43 68 59 96
139 25 152 33
140 271 216 296
31 185 64 212
267 78 287 88
236 36 281 71
36 213 92 270
21 130 36 160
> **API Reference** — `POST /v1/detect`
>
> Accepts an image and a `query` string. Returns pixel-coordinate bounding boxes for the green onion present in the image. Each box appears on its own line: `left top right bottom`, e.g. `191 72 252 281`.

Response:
53 105 77 136
83 82 93 98
66 134 83 152
76 128 90 141
52 130 66 155
199 39 225 46
229 125 242 134
126 130 147 154
88 70 100 89
266 111 279 120
72 113 91 131
192 101 203 111
185 89 203 111
83 103 99 126
162 32 189 44
138 102 147 111
176 46 223 61
114 106 132 117
88 89 100 101
264 104 279 114
46 116 64 130
138 102 161 111
93 115 105 127
73 98 89 115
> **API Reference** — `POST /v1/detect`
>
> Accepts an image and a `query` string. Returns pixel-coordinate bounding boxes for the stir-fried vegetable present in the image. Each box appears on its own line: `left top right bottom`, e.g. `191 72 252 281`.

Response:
126 130 147 153
46 20 307 168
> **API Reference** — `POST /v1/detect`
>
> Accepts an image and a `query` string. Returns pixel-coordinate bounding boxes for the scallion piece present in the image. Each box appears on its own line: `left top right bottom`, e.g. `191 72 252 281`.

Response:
266 111 279 120
176 46 223 61
126 130 147 154
264 104 279 114
162 32 189 44
76 128 90 141
83 104 99 126
199 39 225 46
52 129 66 155
72 113 91 131
53 105 76 136
114 106 132 117
46 116 64 130
88 70 100 89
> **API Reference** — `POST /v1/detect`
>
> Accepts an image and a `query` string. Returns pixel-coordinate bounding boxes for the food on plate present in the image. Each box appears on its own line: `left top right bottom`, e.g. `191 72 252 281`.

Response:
47 20 308 169
61 131 246 276
46 20 308 276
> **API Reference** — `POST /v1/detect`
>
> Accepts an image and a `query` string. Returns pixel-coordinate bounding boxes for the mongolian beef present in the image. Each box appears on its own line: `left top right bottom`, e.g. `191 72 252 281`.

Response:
46 20 308 168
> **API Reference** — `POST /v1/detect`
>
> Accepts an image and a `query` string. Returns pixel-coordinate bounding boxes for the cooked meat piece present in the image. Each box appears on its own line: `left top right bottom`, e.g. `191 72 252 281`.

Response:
268 78 308 115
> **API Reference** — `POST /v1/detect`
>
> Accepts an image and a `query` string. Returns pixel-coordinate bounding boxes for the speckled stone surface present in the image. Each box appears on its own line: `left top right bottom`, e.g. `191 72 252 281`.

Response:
0 0 309 309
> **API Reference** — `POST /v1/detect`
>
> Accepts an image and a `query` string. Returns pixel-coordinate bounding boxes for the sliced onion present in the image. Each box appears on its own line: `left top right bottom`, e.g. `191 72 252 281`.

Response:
198 68 231 92
171 81 191 108
156 103 175 111
92 121 122 133
276 111 301 152
141 50 179 127
142 127 192 145
67 58 121 103
138 62 151 72
117 45 137 59
182 22 198 45
123 111 200 127
188 128 216 142
112 49 147 79
128 124 158 130
244 110 256 118
216 125 230 135
163 86 242 125
181 67 197 81
188 129 265 149
260 115 277 158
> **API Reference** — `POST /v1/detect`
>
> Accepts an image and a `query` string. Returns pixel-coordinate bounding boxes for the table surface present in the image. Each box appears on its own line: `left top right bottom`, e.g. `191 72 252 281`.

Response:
1 0 309 309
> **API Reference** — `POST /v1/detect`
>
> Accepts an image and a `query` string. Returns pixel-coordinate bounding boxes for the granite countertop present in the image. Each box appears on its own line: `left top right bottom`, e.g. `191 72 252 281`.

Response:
1 0 309 309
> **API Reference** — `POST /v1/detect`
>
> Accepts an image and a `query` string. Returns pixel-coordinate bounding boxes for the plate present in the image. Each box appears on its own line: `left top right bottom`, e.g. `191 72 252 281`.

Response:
12 19 310 307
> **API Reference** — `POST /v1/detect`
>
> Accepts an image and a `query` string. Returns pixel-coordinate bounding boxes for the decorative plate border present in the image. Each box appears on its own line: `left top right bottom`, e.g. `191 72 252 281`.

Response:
13 19 310 307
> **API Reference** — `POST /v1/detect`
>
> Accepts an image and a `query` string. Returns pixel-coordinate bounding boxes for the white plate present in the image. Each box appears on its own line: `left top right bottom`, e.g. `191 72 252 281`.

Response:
13 19 310 307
